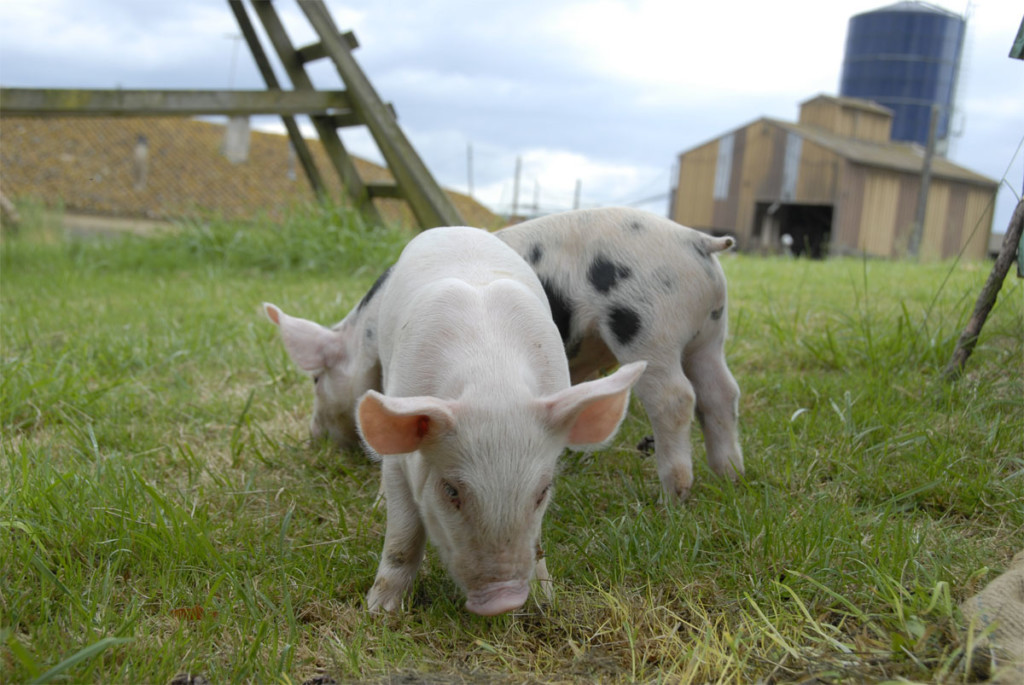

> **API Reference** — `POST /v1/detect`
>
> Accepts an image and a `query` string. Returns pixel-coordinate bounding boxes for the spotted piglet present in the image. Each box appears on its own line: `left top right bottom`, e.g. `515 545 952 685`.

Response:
496 208 743 501
297 226 646 614
264 207 742 502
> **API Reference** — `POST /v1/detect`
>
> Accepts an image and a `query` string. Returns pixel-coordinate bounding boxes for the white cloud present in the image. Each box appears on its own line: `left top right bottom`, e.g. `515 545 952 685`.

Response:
545 0 870 99
457 146 667 215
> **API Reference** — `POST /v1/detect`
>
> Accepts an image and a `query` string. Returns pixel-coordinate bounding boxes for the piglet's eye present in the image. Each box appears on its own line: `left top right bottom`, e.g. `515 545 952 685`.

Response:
442 481 461 510
312 375 321 386
535 484 551 509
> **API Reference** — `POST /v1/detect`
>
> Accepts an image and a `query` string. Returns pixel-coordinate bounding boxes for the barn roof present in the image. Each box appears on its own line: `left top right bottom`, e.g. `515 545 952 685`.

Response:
764 117 998 187
677 110 997 190
798 93 893 117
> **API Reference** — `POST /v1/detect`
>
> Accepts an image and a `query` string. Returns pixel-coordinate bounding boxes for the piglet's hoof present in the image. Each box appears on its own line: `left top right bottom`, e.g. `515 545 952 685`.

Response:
636 435 655 455
169 674 211 685
661 471 693 503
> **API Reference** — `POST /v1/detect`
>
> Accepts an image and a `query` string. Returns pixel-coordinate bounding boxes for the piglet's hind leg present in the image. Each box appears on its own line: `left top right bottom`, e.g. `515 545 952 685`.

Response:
684 338 744 481
633 360 698 502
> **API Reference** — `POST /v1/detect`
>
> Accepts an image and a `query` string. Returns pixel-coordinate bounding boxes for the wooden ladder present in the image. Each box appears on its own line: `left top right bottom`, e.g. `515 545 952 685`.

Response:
228 0 464 229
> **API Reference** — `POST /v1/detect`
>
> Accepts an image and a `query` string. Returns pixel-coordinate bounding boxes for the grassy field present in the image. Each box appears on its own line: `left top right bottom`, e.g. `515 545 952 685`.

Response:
2 204 1022 684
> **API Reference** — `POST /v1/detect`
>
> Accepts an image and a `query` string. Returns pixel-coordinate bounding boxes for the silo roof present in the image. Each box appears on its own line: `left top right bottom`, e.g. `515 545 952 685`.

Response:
860 1 963 19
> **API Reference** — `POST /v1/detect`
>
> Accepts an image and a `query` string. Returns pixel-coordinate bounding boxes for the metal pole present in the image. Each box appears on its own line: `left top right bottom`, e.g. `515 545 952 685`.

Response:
908 104 940 258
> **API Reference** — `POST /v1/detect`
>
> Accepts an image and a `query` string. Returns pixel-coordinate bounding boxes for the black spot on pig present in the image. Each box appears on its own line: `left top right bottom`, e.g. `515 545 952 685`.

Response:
711 306 724 321
626 220 645 232
588 255 632 294
527 243 544 265
357 265 393 312
541 278 573 342
652 267 677 294
608 306 642 346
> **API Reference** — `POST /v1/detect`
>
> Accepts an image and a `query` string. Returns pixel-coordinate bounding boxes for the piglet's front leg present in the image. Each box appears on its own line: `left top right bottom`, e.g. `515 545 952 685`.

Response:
534 542 553 602
366 465 426 612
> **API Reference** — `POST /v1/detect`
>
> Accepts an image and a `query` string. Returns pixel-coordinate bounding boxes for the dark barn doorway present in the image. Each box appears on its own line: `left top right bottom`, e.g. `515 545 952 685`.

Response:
754 202 834 258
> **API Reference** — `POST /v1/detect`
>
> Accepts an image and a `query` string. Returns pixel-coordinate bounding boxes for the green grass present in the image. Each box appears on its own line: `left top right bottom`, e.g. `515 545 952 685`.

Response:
2 205 1022 683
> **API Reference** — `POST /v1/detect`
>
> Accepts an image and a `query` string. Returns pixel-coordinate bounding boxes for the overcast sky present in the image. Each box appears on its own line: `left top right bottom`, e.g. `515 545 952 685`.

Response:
1 0 1021 234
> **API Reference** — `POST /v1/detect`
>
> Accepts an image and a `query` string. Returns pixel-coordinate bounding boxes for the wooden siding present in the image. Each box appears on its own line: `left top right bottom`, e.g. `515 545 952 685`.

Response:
858 168 903 255
946 184 995 259
920 182 951 260
942 185 969 258
798 97 891 142
737 122 781 240
892 174 920 256
795 139 839 203
847 109 892 143
798 99 838 135
838 166 994 260
675 141 717 228
920 180 991 260
959 186 996 259
834 162 864 252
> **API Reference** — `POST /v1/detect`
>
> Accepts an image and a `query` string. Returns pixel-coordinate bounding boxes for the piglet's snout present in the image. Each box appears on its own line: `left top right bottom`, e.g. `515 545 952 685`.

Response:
464 580 530 616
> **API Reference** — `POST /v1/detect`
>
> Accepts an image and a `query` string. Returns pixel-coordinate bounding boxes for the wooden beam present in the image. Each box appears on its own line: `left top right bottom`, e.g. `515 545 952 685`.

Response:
295 42 329 64
296 32 358 63
299 0 464 228
0 88 352 117
228 0 327 200
323 111 364 129
366 183 404 199
249 0 381 225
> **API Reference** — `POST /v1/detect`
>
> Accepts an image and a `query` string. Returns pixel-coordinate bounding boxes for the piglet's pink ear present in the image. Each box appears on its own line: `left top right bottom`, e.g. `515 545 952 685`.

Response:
357 391 457 455
541 361 647 448
263 302 344 374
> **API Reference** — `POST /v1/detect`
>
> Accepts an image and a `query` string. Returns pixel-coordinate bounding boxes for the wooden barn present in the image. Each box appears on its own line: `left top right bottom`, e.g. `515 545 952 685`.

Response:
671 94 998 259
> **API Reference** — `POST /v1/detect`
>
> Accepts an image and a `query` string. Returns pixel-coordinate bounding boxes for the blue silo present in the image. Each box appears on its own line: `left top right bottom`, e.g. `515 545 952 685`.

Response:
840 1 966 151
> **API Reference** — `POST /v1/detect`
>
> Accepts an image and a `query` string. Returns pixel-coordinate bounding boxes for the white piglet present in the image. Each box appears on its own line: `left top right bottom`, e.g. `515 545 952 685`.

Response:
336 226 643 615
265 208 743 503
